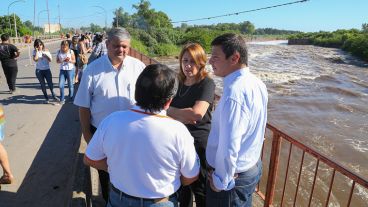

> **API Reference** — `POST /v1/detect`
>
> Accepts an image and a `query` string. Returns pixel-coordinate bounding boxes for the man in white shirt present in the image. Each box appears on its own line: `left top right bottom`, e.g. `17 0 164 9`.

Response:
73 27 145 203
206 33 268 207
84 64 200 207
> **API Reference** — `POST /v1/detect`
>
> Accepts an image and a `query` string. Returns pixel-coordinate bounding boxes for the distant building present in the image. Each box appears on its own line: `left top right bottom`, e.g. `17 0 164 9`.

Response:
43 24 61 33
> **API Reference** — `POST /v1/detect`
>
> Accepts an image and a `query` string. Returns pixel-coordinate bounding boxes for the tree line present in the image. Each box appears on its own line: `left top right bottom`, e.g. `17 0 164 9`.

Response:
288 26 368 62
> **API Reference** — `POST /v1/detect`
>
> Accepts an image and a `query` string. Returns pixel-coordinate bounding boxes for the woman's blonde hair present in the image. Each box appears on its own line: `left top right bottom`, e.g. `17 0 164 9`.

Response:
178 43 208 83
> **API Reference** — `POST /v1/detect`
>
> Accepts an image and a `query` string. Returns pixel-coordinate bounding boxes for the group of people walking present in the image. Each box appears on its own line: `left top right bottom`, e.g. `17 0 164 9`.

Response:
74 27 268 207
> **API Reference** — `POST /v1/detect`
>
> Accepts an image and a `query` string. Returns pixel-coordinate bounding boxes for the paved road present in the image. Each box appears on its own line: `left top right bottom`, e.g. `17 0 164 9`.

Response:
0 41 84 206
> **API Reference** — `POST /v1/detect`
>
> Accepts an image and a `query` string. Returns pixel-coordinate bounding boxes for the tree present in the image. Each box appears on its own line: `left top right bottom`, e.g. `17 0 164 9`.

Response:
24 20 33 29
362 23 368 33
239 21 255 35
113 7 132 28
132 0 172 29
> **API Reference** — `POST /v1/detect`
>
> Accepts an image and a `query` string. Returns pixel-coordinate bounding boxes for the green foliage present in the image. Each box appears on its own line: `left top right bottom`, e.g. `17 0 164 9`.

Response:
131 38 149 55
18 26 32 36
362 23 368 33
288 29 368 61
153 43 180 57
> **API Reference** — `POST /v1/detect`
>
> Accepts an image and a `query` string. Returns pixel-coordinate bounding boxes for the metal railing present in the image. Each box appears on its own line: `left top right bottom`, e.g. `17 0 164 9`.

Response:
128 48 368 207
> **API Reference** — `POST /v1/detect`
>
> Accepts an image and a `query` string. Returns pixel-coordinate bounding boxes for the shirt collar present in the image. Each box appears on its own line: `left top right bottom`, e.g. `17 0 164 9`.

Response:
131 105 167 116
223 67 249 86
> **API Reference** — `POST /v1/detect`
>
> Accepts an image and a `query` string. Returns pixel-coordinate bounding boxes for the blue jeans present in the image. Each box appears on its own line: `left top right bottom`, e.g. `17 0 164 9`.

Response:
35 69 55 100
59 69 74 101
206 159 262 207
107 187 178 207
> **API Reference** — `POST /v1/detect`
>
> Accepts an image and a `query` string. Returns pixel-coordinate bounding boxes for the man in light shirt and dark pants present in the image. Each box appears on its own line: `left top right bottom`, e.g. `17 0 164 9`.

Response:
206 33 268 207
74 27 145 203
84 64 200 207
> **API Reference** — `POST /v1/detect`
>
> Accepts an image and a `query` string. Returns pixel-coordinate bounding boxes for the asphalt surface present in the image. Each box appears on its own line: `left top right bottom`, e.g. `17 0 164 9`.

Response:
0 40 88 207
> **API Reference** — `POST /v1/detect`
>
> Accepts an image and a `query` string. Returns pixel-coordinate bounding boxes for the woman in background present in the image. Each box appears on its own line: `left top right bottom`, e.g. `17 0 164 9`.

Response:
56 40 76 104
168 43 215 207
33 39 58 103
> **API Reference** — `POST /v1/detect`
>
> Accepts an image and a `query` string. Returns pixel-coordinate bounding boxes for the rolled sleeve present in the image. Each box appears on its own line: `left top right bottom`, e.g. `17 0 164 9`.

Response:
74 67 93 108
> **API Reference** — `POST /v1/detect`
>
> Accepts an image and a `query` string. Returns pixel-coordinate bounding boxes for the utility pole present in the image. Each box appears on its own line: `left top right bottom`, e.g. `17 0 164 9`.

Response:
46 0 51 35
13 13 18 38
58 3 61 33
33 0 36 38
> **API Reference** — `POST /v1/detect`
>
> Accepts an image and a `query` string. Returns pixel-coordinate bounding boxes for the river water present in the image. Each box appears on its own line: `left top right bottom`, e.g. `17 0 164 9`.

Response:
157 41 368 206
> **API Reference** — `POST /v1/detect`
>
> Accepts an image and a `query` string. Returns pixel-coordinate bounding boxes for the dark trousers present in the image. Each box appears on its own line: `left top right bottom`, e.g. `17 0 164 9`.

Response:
90 124 110 203
206 159 262 207
35 69 56 100
2 64 18 91
180 145 206 207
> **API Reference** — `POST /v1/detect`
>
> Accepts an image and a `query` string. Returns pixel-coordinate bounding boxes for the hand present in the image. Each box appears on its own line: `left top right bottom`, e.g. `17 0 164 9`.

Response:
64 57 70 62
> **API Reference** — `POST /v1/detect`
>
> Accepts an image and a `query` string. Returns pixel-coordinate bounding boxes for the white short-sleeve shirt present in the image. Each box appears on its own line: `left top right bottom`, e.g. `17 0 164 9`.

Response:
85 106 200 198
73 55 145 127
33 50 52 70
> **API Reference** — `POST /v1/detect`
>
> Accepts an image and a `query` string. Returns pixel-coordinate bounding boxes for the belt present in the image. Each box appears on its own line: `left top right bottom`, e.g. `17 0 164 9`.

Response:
111 184 173 204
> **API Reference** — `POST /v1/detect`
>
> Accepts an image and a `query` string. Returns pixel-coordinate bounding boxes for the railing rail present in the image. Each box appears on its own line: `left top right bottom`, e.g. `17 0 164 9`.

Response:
129 48 368 207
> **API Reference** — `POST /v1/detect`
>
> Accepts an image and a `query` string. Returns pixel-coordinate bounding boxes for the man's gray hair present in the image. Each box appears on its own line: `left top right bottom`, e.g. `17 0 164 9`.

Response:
107 27 131 41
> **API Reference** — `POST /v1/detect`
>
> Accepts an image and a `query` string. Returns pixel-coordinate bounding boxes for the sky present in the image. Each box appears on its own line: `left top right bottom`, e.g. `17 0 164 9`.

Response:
1 0 367 32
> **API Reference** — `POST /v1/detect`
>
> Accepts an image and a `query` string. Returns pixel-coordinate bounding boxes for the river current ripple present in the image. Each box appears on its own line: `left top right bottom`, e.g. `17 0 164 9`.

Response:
157 41 368 205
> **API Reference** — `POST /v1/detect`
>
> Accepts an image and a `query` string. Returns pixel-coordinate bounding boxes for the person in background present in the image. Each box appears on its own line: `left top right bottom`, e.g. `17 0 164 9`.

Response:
0 105 14 185
74 37 88 84
0 34 20 94
56 40 76 104
74 27 145 203
206 33 268 207
33 39 58 104
168 43 215 207
65 33 72 47
84 64 200 207
88 33 107 64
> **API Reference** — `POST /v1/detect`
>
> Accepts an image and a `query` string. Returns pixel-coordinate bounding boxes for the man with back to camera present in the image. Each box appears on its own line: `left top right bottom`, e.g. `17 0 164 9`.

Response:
0 34 20 94
84 64 200 207
206 33 268 207
73 27 145 203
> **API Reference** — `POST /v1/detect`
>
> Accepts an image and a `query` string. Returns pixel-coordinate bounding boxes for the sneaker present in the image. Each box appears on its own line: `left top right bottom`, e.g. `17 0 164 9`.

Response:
43 100 50 104
52 96 60 102
59 100 65 105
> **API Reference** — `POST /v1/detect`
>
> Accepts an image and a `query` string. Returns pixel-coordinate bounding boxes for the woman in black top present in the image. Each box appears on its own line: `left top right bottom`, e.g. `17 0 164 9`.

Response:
0 34 20 94
168 43 215 207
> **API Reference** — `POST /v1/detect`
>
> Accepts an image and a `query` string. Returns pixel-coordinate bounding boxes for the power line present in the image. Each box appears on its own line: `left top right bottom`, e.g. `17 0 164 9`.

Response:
171 0 309 24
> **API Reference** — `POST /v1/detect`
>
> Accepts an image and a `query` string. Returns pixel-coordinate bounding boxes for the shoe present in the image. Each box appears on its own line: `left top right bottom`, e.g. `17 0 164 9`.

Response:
52 96 60 102
59 100 65 105
43 100 50 104
0 175 14 184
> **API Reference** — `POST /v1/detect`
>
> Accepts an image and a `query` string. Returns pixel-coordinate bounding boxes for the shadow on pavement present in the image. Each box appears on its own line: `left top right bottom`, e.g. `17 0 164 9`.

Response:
0 103 82 207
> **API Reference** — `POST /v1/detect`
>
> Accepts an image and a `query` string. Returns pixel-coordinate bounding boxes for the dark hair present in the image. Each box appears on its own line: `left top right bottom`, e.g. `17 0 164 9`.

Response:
1 34 9 42
60 40 70 47
66 33 70 39
178 43 208 84
34 39 44 49
211 33 248 65
135 64 178 113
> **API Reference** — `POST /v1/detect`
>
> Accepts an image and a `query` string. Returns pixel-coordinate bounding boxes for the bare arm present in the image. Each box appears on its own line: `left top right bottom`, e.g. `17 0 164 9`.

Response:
79 107 93 143
167 100 210 124
181 173 199 186
83 155 108 171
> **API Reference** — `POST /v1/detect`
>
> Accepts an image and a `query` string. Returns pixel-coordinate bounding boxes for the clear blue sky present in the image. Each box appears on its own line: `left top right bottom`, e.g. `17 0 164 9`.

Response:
2 0 367 32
